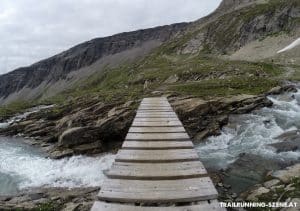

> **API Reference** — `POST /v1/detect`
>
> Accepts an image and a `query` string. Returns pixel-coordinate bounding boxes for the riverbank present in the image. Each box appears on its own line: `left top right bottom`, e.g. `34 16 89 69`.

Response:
0 84 299 210
0 187 99 211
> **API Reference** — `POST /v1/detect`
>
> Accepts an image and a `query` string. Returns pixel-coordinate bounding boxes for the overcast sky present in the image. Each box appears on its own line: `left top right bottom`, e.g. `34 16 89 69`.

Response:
0 0 221 75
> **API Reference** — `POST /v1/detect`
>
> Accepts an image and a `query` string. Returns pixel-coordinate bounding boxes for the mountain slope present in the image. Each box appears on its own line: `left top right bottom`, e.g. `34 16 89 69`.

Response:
0 23 188 104
175 0 300 56
0 0 299 108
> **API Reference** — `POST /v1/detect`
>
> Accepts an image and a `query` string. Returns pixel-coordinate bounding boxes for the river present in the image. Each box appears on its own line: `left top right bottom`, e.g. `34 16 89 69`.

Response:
1 89 300 195
0 106 115 195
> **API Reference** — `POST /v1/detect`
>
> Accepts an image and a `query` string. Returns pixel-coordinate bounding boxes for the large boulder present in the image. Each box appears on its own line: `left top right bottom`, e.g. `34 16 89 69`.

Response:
58 127 100 148
272 164 300 183
269 130 300 153
223 153 282 194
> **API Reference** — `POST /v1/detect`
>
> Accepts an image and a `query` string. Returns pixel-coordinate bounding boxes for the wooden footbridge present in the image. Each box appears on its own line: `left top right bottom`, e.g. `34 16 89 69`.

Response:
92 97 225 210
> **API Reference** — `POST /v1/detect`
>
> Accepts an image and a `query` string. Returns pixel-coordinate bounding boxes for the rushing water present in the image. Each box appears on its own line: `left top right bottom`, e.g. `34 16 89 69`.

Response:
2 89 300 195
0 105 115 195
196 87 300 170
0 136 115 195
0 105 54 129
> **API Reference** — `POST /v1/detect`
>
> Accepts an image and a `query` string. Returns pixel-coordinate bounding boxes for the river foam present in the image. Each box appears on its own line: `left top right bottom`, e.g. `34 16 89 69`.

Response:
196 88 300 170
0 137 115 194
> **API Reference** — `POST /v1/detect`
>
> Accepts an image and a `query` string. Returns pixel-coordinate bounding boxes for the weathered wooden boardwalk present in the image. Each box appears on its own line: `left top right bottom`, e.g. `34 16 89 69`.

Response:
92 97 225 210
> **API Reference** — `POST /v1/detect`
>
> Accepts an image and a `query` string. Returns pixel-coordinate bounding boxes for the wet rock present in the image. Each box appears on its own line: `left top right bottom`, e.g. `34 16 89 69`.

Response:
217 182 224 187
267 85 297 96
50 149 74 159
269 130 300 152
58 127 98 148
224 153 282 194
263 179 280 188
246 187 270 201
269 140 300 153
275 130 300 141
29 192 45 200
272 164 300 183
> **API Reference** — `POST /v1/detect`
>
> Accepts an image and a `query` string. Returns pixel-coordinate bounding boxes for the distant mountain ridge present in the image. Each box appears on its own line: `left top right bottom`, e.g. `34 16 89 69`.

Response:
0 23 188 104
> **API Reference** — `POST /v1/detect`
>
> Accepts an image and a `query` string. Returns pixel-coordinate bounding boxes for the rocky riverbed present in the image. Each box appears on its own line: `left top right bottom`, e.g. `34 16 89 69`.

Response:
0 84 299 210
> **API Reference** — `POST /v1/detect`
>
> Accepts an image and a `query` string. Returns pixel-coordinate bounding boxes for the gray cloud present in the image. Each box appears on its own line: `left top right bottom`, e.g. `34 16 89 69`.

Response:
0 0 221 74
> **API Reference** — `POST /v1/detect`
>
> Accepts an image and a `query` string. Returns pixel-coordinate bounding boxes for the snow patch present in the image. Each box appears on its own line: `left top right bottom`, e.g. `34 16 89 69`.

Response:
277 38 300 53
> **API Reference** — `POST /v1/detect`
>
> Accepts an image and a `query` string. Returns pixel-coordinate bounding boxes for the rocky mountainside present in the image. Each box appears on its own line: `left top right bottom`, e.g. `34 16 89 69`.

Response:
0 23 188 104
177 0 300 55
0 0 299 106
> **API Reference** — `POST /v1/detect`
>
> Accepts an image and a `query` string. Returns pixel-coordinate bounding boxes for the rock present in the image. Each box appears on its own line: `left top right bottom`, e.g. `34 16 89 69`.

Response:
224 184 231 189
224 153 282 194
62 202 80 211
217 182 224 187
28 192 45 200
231 193 238 198
143 80 149 90
0 187 99 211
267 85 297 95
263 179 280 188
269 140 300 153
270 184 285 191
246 187 270 201
50 149 74 159
59 127 93 147
164 74 179 84
275 130 300 141
272 164 300 183
284 184 295 191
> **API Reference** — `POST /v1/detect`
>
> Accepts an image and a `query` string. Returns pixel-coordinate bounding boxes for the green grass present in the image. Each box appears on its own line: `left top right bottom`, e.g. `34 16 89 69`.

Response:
34 201 61 211
0 101 37 119
169 77 279 98
160 0 299 54
0 50 286 119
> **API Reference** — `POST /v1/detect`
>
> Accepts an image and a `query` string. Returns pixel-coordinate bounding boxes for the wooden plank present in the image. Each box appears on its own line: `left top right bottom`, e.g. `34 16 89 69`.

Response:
138 107 172 109
129 126 186 133
139 105 172 108
106 161 207 180
137 110 175 114
132 121 182 127
133 117 179 122
140 103 170 107
115 149 199 163
122 140 194 149
138 109 174 112
98 177 218 203
91 200 226 211
135 114 178 118
141 101 169 104
126 133 189 140
142 97 168 100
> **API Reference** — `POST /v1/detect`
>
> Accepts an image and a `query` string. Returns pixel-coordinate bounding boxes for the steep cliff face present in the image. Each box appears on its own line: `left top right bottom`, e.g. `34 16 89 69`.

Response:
0 23 187 104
